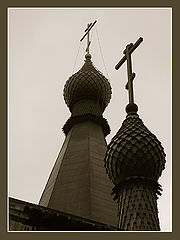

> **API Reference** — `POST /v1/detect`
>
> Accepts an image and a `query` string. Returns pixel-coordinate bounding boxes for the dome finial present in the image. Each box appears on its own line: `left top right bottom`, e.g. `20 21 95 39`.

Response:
115 37 143 113
80 20 97 57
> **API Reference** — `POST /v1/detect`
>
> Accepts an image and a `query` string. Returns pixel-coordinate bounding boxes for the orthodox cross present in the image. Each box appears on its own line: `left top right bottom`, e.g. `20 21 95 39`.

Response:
115 37 143 104
80 20 97 54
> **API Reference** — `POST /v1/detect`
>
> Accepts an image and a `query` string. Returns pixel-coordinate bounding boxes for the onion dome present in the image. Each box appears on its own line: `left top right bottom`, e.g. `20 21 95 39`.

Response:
63 54 112 112
105 104 166 186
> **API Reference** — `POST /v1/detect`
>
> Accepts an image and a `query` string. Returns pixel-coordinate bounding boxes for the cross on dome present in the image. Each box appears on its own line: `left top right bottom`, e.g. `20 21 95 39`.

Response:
80 20 97 55
115 37 143 105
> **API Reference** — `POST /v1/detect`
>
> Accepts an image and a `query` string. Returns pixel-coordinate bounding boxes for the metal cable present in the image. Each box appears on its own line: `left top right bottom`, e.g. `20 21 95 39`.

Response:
95 26 110 81
72 42 81 74
81 41 86 55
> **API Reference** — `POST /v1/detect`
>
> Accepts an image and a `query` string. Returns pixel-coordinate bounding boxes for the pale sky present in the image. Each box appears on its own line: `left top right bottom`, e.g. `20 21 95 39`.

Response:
8 8 172 231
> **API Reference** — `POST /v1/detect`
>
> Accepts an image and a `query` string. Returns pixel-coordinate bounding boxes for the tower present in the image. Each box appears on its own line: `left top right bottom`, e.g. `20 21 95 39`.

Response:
39 22 117 227
104 38 166 230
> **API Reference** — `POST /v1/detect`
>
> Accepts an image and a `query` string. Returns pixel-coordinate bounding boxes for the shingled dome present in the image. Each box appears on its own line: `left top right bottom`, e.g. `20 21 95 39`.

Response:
105 112 166 186
63 54 112 112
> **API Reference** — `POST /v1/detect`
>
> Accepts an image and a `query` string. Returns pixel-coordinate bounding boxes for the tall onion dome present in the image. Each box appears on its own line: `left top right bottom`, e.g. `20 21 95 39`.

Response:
63 53 112 136
104 38 166 231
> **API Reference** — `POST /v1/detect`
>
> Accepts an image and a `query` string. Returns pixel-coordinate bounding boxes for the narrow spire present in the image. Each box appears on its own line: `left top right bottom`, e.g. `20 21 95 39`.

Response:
115 37 143 111
80 20 97 56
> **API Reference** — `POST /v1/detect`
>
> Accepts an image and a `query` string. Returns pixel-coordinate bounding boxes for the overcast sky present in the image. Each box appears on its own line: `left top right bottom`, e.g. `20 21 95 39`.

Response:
8 8 172 231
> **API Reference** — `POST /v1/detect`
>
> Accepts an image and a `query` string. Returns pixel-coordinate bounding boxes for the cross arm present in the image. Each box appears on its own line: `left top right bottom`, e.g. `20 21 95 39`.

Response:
80 20 97 42
115 37 143 70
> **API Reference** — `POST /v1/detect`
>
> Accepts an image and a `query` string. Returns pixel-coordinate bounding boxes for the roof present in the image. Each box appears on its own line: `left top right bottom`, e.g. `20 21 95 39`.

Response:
105 112 166 186
9 197 119 231
63 54 112 112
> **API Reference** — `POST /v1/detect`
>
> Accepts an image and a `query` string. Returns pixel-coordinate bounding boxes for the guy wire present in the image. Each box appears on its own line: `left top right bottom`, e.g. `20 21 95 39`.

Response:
72 42 81 74
95 26 110 81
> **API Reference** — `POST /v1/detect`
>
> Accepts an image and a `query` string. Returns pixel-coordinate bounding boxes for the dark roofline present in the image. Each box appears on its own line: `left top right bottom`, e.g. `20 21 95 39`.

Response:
9 197 120 231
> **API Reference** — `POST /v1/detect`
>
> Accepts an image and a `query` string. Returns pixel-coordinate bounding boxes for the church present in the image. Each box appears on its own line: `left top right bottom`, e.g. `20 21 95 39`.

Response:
9 20 166 231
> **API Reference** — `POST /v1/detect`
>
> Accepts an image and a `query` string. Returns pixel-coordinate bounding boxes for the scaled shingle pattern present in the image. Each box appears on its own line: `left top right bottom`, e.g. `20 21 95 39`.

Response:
116 180 160 231
104 111 166 230
105 113 166 185
63 54 112 112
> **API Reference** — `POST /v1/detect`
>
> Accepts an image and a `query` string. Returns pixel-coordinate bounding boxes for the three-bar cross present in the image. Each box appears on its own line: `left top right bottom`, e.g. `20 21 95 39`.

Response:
80 20 97 54
115 37 143 104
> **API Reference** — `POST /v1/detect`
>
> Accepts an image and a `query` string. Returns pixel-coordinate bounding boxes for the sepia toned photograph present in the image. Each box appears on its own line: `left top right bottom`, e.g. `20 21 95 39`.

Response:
8 8 172 231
